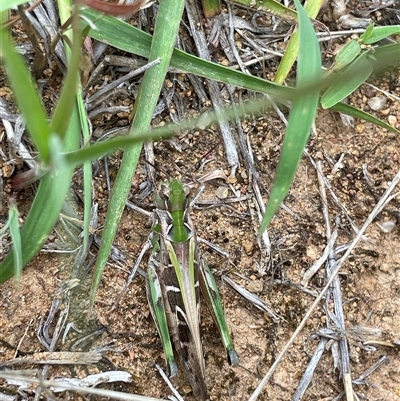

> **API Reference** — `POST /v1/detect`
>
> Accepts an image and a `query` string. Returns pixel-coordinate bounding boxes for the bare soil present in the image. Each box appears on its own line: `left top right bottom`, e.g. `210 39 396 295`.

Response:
1 2 400 401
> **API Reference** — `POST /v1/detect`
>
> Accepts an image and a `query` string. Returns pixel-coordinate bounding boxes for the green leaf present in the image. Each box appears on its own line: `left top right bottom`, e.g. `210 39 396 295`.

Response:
0 0 27 12
89 0 187 310
331 39 361 72
321 51 373 109
80 8 293 101
360 23 375 43
259 0 321 234
331 102 400 134
0 203 22 279
0 26 52 163
361 25 400 45
0 7 81 283
50 7 82 139
274 0 324 84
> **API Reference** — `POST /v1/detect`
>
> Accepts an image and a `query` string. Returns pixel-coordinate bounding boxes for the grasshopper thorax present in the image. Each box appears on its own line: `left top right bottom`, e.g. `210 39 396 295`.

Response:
154 179 191 243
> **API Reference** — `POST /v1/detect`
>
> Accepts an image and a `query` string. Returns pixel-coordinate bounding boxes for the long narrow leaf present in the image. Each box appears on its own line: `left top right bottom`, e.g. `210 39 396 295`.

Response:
59 0 93 255
90 0 186 309
0 10 81 282
0 26 52 163
0 111 80 283
80 8 293 101
321 51 373 109
274 0 324 84
50 4 83 139
331 102 399 134
259 0 321 234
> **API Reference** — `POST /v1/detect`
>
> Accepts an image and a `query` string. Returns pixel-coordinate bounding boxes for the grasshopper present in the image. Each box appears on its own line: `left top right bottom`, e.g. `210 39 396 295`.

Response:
146 179 239 400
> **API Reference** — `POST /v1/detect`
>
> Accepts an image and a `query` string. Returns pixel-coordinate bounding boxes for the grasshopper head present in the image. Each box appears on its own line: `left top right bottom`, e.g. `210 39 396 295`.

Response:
155 179 190 211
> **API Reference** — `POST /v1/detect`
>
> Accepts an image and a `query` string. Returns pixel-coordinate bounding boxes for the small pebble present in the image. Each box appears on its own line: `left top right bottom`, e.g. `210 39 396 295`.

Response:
376 220 395 233
388 115 397 127
367 96 387 111
215 186 229 199
247 280 263 293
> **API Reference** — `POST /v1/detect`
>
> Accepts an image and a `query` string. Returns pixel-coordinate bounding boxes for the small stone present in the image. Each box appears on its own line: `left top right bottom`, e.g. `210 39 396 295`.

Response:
376 220 395 233
367 96 387 111
247 280 263 293
215 186 229 199
227 175 237 184
388 115 397 127
379 263 391 273
306 245 319 260
2 164 14 178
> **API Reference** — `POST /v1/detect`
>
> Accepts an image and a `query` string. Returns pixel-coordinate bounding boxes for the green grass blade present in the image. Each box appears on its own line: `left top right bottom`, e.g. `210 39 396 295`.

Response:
0 26 52 163
61 75 399 171
50 6 83 139
0 109 80 283
0 7 81 282
371 43 400 72
58 0 93 255
329 39 362 72
274 0 323 84
79 103 92 254
0 202 23 279
321 51 373 109
331 102 400 134
361 25 400 44
80 8 293 101
0 0 27 13
8 202 22 278
89 0 186 309
259 0 321 234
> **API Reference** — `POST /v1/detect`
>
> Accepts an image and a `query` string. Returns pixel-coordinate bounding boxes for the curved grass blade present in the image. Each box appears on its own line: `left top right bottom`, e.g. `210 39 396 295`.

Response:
0 130 79 282
321 50 373 109
0 26 52 163
89 0 186 310
360 24 400 45
274 0 324 84
331 102 399 135
80 8 293 101
259 0 321 234
0 203 22 279
0 9 82 282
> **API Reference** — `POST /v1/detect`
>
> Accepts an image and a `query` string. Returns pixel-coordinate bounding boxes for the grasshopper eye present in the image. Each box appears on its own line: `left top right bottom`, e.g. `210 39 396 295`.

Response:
160 180 171 199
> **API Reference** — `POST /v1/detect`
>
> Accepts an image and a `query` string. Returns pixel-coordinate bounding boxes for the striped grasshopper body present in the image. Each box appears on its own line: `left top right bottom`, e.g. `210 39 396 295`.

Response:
146 179 239 400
